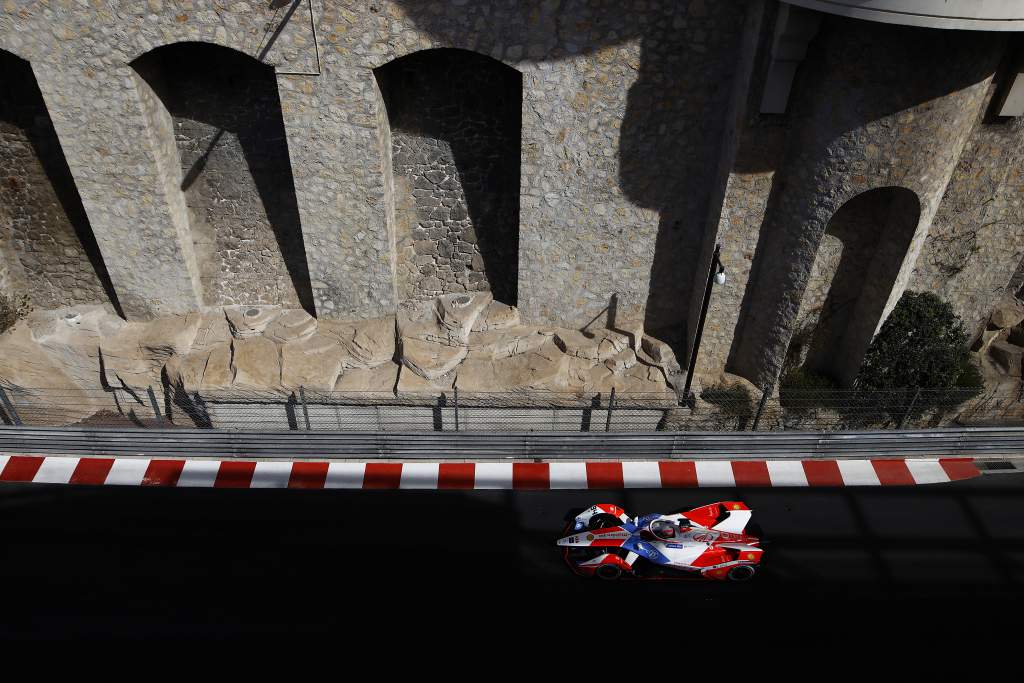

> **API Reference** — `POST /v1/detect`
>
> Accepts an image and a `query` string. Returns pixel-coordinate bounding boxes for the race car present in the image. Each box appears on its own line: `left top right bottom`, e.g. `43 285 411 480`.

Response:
558 502 763 581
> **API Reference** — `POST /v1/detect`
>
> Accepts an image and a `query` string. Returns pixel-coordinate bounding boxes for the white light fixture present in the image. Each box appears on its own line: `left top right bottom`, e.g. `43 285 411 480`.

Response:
714 265 727 285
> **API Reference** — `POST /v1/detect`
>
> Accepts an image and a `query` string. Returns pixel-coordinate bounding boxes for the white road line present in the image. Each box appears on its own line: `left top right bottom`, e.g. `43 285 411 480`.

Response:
837 459 881 486
323 463 366 489
695 460 735 487
177 460 221 487
622 461 662 488
549 462 588 489
251 461 294 488
766 460 809 486
104 458 150 486
905 459 951 485
474 463 514 489
400 462 439 489
32 457 79 484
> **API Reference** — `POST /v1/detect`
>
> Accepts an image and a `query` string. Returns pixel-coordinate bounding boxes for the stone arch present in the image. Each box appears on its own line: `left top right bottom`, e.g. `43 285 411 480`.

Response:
129 41 314 314
0 49 122 314
374 48 522 306
786 186 921 385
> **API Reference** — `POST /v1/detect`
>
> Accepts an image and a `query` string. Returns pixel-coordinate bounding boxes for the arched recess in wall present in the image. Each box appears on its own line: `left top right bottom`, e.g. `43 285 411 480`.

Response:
0 49 122 315
374 48 522 305
785 187 921 386
129 42 315 315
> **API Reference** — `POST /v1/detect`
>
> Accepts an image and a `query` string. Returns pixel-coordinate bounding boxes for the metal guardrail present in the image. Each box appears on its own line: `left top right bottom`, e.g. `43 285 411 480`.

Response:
1 425 1023 460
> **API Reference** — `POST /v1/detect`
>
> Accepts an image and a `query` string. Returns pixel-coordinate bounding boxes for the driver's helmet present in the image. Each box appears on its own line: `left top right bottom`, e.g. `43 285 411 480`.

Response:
651 520 676 539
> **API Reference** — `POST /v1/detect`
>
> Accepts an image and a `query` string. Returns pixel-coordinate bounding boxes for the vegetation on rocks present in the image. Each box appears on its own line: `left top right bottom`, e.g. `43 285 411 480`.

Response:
0 293 31 335
701 382 753 423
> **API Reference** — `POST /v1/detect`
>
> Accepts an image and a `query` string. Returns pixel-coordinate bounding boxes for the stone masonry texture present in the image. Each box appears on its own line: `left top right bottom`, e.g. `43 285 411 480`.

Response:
0 49 117 311
0 1 1022 393
377 48 520 305
721 14 1005 388
132 42 314 312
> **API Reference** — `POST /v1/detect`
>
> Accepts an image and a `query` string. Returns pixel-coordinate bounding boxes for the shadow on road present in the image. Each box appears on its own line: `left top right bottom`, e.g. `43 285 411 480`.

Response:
1 474 1021 638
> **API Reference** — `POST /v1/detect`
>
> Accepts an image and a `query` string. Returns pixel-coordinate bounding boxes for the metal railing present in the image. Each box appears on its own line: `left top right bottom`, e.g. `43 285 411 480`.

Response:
0 383 1020 433
0 425 1022 460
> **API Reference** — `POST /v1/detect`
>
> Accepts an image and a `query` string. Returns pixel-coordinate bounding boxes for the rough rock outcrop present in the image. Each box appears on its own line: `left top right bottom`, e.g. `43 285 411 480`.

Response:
0 296 680 425
398 292 491 380
989 297 1024 330
224 306 282 339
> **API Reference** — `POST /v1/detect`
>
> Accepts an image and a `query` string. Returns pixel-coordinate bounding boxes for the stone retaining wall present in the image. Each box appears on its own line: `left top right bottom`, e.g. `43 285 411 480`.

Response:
0 1 1022 395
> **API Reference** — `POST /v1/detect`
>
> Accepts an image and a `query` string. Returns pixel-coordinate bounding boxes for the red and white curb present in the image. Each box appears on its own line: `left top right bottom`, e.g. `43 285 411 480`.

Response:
0 455 981 489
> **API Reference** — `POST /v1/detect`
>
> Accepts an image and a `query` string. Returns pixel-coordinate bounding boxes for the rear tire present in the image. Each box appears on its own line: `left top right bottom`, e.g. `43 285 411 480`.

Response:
727 564 756 582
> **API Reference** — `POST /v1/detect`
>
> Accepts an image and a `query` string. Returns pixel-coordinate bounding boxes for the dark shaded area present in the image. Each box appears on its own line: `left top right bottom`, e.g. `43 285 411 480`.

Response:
130 42 315 315
0 50 122 315
728 17 1005 388
619 8 747 355
792 188 920 386
1 473 1021 640
375 48 521 305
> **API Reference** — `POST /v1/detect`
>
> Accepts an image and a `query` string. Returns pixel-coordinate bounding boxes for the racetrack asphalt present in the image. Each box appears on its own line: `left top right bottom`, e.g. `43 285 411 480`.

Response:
2 472 1022 640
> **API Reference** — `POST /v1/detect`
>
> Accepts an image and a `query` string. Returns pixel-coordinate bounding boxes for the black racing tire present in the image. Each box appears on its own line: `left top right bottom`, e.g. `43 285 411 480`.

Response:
727 564 757 582
588 513 620 530
594 564 623 581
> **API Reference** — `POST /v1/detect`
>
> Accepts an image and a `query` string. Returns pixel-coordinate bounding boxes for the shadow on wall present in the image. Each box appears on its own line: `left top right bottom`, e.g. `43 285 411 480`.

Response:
375 49 522 305
388 1 748 352
0 50 123 316
130 42 315 315
728 16 1006 388
786 187 921 386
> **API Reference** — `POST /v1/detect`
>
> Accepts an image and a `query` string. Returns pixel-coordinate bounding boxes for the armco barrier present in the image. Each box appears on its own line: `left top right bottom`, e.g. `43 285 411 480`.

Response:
1 425 1024 460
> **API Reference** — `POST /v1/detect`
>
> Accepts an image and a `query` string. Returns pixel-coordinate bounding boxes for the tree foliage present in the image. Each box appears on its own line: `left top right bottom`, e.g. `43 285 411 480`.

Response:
856 291 972 390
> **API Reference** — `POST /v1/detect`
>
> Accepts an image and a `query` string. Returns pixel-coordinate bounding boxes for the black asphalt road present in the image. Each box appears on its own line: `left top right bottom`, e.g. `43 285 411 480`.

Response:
2 473 1023 639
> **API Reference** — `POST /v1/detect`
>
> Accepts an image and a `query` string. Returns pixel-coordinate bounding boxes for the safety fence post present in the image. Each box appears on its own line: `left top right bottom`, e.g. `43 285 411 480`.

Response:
299 386 311 430
454 386 460 431
898 387 921 429
751 379 774 432
605 387 616 431
147 386 164 425
0 386 22 426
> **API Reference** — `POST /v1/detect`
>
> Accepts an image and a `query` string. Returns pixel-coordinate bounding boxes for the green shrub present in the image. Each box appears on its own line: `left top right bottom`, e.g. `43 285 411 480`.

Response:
779 367 841 412
701 383 753 420
855 291 981 422
857 291 971 391
955 360 984 390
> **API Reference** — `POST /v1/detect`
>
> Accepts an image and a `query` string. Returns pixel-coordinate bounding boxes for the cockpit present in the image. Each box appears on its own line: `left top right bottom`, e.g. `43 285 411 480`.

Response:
649 519 690 541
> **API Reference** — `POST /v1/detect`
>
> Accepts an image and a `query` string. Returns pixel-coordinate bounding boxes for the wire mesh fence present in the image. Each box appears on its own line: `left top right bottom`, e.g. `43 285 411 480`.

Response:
1 382 1021 432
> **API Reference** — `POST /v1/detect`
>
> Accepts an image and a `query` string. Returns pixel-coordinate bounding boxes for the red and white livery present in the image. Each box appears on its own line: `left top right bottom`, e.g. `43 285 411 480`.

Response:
557 502 764 581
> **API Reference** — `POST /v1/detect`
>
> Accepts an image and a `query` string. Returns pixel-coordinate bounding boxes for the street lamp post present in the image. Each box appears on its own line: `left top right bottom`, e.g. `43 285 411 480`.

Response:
681 243 726 406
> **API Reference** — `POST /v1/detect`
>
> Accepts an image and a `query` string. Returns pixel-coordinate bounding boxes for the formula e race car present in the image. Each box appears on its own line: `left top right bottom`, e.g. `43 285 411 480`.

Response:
558 502 763 581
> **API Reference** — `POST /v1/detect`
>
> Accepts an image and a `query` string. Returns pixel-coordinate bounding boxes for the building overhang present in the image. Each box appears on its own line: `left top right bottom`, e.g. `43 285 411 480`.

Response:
783 1 1024 32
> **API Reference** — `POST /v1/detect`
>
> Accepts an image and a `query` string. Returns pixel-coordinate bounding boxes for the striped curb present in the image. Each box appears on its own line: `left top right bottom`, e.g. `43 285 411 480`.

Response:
0 455 981 489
